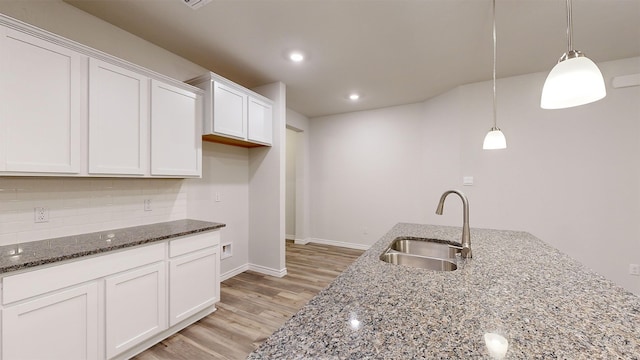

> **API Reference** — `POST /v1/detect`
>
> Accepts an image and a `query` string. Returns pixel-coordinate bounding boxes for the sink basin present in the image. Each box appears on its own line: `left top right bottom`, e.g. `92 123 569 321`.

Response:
379 238 462 271
380 252 457 271
390 238 462 258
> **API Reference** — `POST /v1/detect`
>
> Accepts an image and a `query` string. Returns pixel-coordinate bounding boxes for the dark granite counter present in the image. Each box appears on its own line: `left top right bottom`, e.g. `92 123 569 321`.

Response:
0 219 225 274
249 223 640 359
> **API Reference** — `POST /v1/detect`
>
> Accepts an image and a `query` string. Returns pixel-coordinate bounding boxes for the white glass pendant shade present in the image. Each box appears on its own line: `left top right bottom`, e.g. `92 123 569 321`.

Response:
541 55 606 109
483 127 507 150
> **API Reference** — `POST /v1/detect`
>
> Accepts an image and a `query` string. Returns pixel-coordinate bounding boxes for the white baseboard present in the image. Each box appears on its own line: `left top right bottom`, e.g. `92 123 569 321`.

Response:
308 238 371 251
294 237 311 245
221 263 287 280
286 233 296 240
221 239 365 281
248 263 287 278
221 263 249 281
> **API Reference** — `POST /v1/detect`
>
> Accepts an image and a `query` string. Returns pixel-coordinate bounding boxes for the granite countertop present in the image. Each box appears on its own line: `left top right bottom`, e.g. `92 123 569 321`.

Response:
249 223 640 359
0 219 225 274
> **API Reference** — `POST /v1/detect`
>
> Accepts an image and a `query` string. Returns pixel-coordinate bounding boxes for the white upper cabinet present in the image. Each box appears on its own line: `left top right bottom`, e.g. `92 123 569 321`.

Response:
248 96 273 145
150 80 202 177
0 26 83 174
89 58 149 175
0 15 204 178
188 72 273 147
213 81 247 139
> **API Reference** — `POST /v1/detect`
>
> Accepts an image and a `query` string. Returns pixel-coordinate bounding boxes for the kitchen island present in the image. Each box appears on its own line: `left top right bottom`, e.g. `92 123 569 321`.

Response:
249 223 640 359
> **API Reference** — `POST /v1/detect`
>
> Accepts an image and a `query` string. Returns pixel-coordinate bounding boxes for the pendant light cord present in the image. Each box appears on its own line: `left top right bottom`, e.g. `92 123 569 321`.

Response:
492 0 497 128
566 0 573 52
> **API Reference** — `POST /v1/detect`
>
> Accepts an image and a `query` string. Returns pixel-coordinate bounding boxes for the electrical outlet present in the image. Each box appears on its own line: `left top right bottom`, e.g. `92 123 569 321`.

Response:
144 199 152 211
34 207 49 223
629 264 640 276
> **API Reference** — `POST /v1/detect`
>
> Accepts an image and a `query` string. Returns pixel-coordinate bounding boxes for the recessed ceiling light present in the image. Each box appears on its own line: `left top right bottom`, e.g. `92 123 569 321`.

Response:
349 93 360 101
289 52 304 63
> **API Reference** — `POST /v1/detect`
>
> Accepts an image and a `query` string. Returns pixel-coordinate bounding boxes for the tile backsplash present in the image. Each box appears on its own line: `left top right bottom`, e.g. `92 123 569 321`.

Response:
0 177 187 246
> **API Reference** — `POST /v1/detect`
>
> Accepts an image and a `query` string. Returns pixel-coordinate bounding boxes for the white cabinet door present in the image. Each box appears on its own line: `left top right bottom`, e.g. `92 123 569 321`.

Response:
169 246 219 326
213 81 247 139
105 262 167 359
0 26 83 174
88 58 148 175
247 96 273 145
150 79 202 177
2 283 98 360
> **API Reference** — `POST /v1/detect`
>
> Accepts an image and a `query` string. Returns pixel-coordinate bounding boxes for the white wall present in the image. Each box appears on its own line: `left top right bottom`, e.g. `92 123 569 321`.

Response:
186 142 249 277
248 82 287 276
309 57 640 295
285 128 297 239
0 177 187 245
286 109 312 243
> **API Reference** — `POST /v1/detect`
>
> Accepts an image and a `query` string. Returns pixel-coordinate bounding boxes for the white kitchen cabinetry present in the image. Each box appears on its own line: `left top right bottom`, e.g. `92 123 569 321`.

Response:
247 96 273 145
168 232 220 326
2 283 98 360
88 58 149 175
0 229 221 360
188 72 273 147
105 262 167 359
212 81 247 139
0 26 83 174
0 14 204 178
150 79 202 177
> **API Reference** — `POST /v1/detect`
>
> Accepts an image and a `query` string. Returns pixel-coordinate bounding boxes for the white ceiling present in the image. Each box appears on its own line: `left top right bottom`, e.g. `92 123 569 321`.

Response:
65 0 640 118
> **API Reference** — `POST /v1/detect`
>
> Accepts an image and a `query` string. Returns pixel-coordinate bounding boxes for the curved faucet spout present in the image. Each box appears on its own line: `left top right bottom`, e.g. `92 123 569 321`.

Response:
435 190 472 258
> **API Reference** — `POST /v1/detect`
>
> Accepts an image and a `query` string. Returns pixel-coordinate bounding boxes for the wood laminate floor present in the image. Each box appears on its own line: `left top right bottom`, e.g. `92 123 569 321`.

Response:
134 242 364 360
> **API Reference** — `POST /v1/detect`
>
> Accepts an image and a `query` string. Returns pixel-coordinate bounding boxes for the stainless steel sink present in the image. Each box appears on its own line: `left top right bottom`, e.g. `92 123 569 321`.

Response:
379 238 462 271
390 238 462 258
380 252 458 271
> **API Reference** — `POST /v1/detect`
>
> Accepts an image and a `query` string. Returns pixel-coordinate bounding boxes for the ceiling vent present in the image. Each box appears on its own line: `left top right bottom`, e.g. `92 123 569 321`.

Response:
180 0 212 10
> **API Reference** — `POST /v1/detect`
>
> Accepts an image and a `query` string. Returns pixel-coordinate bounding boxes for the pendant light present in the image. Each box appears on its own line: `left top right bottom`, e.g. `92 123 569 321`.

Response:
540 0 606 109
483 0 507 150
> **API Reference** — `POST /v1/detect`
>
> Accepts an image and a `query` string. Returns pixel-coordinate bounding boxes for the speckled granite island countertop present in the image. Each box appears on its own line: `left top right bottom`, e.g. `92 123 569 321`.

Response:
249 223 640 359
0 219 225 274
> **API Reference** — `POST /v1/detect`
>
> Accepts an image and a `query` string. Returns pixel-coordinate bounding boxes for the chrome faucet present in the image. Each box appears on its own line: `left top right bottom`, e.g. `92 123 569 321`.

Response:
435 190 472 258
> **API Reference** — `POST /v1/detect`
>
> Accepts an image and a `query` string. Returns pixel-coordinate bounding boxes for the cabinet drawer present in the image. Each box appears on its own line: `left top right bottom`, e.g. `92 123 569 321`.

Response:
2 242 164 304
169 231 220 258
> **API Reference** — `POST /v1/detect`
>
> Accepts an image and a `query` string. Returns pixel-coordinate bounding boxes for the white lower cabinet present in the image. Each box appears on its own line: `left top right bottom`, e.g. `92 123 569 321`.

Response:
2 283 98 360
0 230 221 360
169 246 219 326
105 262 167 359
